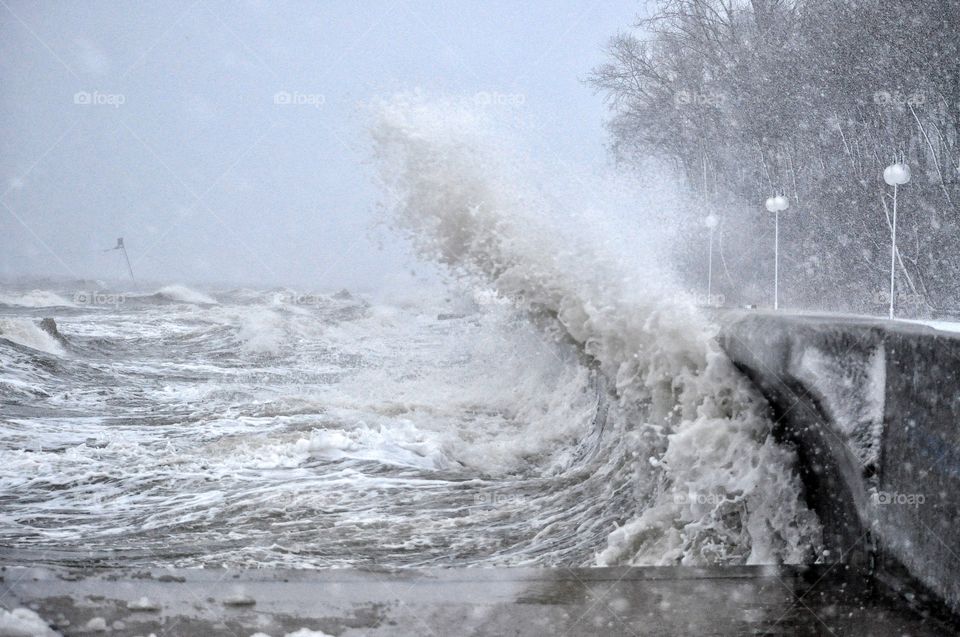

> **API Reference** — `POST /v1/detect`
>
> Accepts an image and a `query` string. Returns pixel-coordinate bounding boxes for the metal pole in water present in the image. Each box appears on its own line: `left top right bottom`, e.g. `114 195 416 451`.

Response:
106 238 136 283
120 242 135 283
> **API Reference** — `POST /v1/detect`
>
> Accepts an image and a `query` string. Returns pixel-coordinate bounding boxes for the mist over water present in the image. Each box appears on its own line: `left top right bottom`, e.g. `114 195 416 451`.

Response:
0 95 824 571
374 94 826 565
3 2 957 634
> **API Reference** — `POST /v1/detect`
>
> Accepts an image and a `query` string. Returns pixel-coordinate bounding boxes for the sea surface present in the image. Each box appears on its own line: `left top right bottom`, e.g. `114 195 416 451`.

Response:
0 95 825 572
0 279 820 570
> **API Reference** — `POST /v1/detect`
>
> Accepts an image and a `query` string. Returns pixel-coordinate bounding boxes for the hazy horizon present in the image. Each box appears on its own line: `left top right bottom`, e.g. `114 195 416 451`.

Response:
1 1 644 292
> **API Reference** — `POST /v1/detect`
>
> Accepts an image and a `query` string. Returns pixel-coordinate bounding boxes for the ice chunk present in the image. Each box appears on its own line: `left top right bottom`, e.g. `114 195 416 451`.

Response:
127 596 161 611
0 607 59 636
223 593 256 607
84 616 108 632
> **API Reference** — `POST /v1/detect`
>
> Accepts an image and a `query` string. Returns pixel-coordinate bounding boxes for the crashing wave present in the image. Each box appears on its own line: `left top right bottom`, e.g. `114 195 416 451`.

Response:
154 284 218 305
0 318 66 357
371 94 822 566
0 289 75 308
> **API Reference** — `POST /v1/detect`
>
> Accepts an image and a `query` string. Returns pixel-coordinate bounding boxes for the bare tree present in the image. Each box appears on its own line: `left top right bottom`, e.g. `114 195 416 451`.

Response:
590 0 960 315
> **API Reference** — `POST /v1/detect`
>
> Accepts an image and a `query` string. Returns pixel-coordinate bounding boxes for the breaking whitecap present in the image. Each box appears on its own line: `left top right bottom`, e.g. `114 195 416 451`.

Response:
0 98 822 570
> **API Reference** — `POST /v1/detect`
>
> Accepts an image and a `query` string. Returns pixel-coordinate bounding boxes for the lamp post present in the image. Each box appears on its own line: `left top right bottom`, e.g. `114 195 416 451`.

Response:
704 214 718 304
765 195 790 310
883 162 911 319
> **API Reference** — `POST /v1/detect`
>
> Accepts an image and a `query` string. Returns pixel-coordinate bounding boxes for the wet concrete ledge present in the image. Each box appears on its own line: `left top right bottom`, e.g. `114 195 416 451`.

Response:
4 311 960 635
718 311 960 617
1 563 956 636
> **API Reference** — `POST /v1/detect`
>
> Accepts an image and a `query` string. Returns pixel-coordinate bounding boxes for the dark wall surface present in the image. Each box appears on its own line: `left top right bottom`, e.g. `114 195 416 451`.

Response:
719 312 960 614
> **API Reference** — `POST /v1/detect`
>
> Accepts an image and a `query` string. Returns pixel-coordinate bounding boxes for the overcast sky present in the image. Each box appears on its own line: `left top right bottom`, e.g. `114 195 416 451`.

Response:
1 1 644 291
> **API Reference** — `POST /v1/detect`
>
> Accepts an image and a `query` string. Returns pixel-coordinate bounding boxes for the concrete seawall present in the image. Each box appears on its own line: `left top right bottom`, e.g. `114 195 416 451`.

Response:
719 312 960 615
0 564 952 636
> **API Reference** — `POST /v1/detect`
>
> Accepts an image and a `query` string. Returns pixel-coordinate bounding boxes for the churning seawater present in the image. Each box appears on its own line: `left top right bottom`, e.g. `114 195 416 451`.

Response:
0 275 819 572
0 95 823 572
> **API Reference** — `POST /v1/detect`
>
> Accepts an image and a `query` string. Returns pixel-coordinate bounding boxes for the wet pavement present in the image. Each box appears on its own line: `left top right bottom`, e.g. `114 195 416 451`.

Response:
2 564 957 636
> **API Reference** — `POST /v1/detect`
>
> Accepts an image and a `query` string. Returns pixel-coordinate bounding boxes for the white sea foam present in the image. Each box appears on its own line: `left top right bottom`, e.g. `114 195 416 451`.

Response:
0 607 59 636
156 284 218 305
237 307 287 355
372 94 822 565
0 105 821 569
0 318 65 356
0 288 75 308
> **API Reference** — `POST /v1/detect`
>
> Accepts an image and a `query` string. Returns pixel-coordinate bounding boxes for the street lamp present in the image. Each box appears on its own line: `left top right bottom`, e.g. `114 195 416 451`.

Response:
704 214 719 304
883 161 911 319
765 194 790 310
